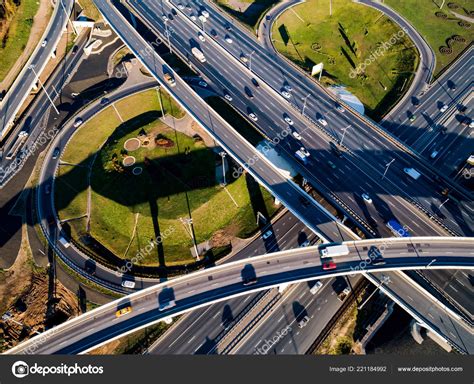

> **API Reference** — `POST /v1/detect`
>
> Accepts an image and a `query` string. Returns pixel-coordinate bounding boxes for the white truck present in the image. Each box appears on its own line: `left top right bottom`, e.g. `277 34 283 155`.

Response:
319 244 349 258
58 235 71 248
191 47 206 63
294 150 308 165
337 287 351 301
404 167 421 180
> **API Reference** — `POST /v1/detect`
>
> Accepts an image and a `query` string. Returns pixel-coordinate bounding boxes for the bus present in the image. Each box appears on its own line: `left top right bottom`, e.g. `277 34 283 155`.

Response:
386 219 410 237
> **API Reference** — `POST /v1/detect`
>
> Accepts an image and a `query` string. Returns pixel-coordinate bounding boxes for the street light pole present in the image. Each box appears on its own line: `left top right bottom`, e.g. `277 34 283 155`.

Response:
59 0 78 36
29 65 59 115
186 218 199 261
164 21 172 54
155 86 165 115
339 124 351 146
249 50 256 73
301 93 311 116
381 158 395 180
220 152 227 185
439 198 449 209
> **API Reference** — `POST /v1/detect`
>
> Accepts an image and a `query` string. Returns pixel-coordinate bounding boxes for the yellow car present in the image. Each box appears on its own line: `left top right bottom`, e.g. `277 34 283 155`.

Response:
115 306 132 318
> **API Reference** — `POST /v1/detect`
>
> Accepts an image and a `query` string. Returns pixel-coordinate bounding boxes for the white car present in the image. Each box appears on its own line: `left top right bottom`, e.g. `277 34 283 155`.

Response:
162 14 168 21
335 104 345 113
439 104 448 113
283 84 292 92
249 112 258 121
309 280 323 294
190 14 197 20
177 3 184 9
198 15 207 23
262 230 272 239
198 80 208 87
201 10 210 18
362 193 372 204
73 118 83 128
41 39 47 47
225 35 233 44
300 147 310 157
224 92 232 101
292 131 302 140
317 118 328 126
470 120 474 128
284 115 294 125
240 54 248 63
281 90 291 99
198 33 205 42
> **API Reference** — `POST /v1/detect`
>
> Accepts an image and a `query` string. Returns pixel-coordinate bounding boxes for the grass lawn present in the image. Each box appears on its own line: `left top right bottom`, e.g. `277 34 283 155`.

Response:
0 0 40 81
57 92 277 266
213 0 278 29
384 0 473 76
77 0 101 21
272 0 418 119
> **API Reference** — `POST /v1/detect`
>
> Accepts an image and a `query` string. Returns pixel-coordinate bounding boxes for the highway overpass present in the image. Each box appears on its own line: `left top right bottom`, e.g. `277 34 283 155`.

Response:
5 237 474 354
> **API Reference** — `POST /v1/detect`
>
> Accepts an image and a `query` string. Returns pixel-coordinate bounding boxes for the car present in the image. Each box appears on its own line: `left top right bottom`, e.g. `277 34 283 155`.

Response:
300 240 311 248
210 29 217 37
177 3 184 9
284 115 294 125
317 117 328 126
52 147 60 159
470 121 474 129
41 39 47 47
198 15 207 23
121 280 136 288
335 103 345 113
309 280 323 294
409 114 416 122
100 97 109 105
362 193 372 204
412 98 420 107
327 160 336 169
298 315 310 328
186 4 192 10
249 112 258 121
201 10 210 18
242 277 258 286
244 87 254 99
329 142 342 157
71 92 79 98
190 14 197 20
73 118 83 128
116 306 132 318
198 80 208 87
45 183 51 195
292 131 302 140
198 32 205 42
262 230 272 239
225 23 232 31
461 117 472 126
283 84 292 92
440 104 448 113
430 150 439 159
240 54 248 63
251 78 259 87
224 92 232 101
225 35 233 44
162 14 168 21
300 147 310 157
72 45 78 54
322 261 337 270
281 90 291 99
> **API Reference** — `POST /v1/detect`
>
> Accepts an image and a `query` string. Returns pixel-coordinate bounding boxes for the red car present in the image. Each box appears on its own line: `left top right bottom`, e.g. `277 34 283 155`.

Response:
322 261 337 270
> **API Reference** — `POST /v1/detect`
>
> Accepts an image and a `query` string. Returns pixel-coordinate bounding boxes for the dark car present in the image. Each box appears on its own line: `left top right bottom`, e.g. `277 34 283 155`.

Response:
251 78 259 87
45 183 51 195
52 147 60 159
244 86 254 99
72 45 78 54
242 277 258 286
329 142 342 157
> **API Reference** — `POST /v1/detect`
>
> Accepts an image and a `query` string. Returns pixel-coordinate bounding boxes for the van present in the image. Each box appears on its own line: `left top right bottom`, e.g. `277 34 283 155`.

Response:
121 280 136 289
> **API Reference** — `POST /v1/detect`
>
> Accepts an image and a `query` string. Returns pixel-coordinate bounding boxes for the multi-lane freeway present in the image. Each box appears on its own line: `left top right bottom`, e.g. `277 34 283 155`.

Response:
6 237 474 354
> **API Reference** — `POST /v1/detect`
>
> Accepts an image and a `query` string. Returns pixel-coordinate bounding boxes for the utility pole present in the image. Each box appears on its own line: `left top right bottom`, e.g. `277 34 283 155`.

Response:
381 158 395 180
301 93 311 116
220 151 227 185
29 65 59 115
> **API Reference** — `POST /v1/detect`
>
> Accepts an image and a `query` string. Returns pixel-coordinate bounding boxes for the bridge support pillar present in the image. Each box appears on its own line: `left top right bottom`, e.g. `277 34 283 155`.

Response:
410 320 424 344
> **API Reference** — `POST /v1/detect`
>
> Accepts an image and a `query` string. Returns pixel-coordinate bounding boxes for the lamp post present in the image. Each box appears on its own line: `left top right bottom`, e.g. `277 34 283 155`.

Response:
249 50 256 73
381 158 395 180
301 93 311 116
339 124 351 146
29 65 59 115
220 151 227 185
59 0 78 35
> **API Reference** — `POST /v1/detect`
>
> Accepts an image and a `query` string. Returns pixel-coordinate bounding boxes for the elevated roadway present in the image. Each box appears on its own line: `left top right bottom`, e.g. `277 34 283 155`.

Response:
5 237 474 354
